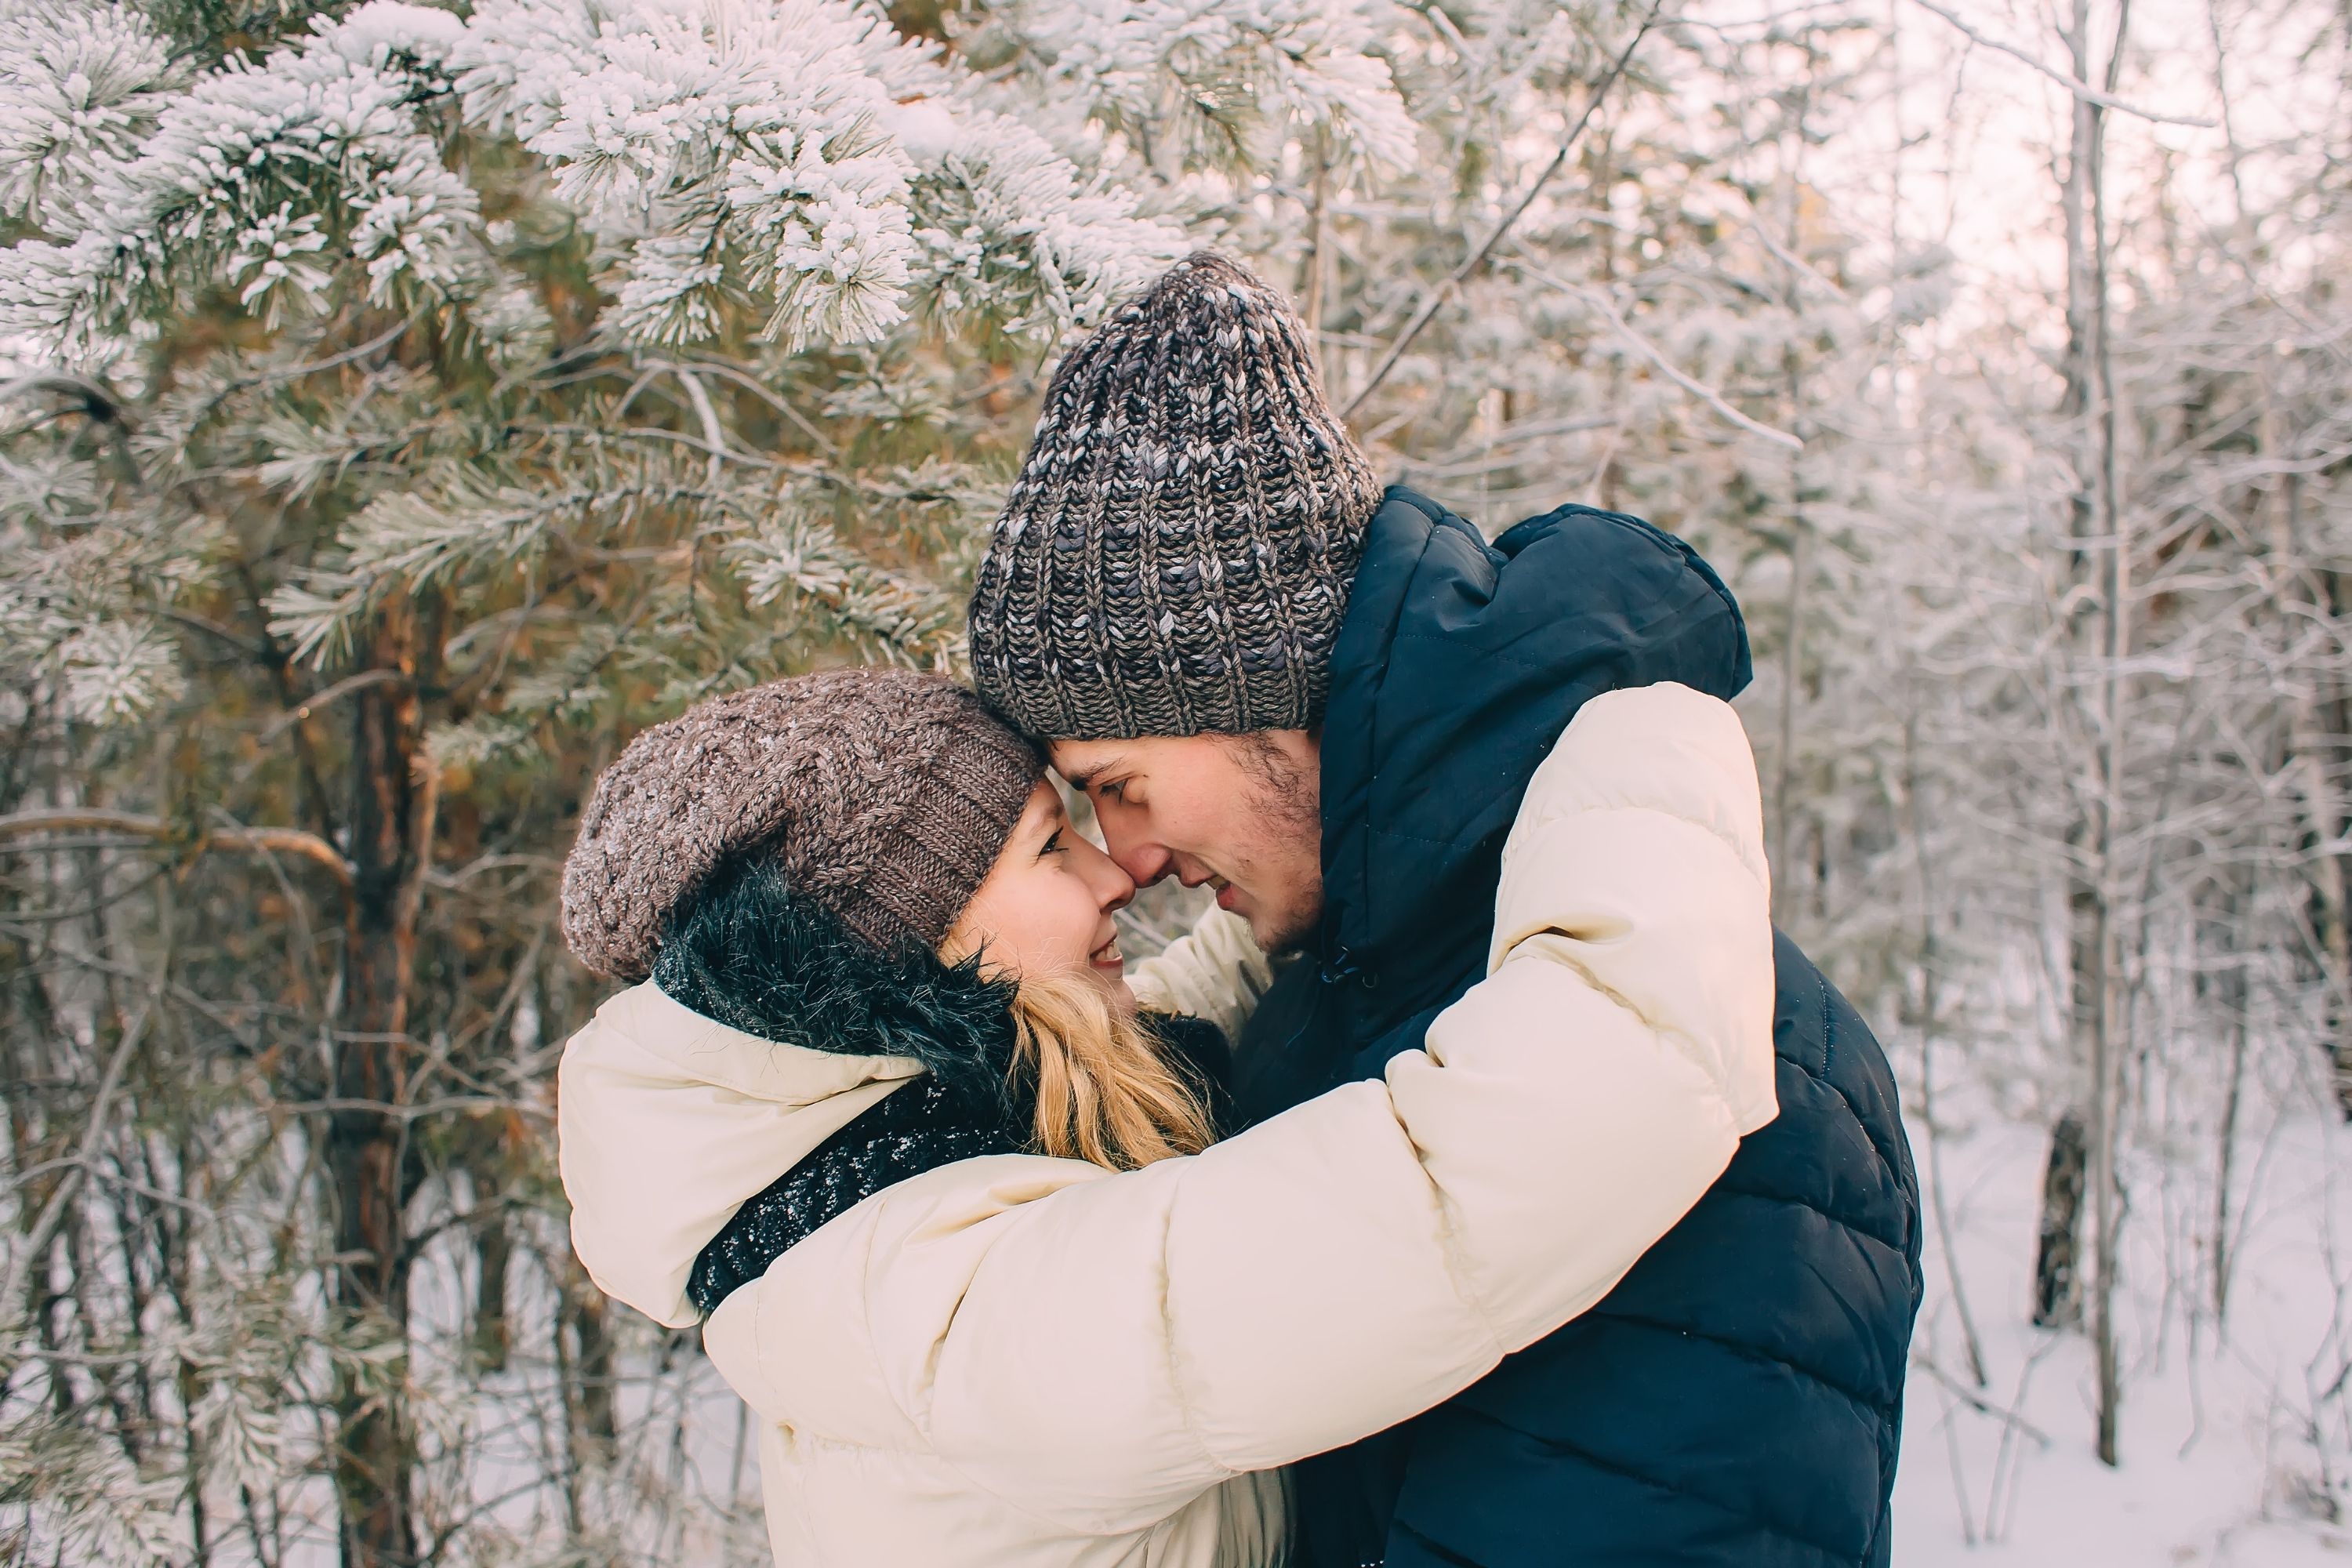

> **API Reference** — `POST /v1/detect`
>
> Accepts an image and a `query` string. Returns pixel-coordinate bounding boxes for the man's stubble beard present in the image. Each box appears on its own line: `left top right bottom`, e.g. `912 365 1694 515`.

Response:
1225 734 1323 958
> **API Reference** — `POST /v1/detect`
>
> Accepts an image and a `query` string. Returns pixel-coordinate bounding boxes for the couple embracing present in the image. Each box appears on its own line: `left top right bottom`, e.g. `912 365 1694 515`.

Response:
554 254 1923 1568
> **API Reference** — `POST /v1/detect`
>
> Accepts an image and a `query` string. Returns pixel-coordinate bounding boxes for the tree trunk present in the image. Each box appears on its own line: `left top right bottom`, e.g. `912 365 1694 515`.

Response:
2050 0 2131 1468
472 1201 512 1374
2033 1108 2088 1329
1299 127 1332 346
331 601 430 1568
568 1270 619 1455
2272 462 2352 1119
2209 884 2249 1330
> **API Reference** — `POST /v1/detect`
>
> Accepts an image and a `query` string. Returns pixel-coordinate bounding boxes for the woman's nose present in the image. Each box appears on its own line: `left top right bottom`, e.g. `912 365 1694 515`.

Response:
1079 839 1136 913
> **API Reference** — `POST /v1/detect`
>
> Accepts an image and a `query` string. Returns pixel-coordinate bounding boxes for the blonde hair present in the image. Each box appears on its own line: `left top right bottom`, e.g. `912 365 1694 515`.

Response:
1004 968 1218 1169
936 919 1216 1168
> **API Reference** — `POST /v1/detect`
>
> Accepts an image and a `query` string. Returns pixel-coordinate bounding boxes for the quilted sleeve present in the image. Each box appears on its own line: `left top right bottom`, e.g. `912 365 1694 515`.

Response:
1127 906 1276 1044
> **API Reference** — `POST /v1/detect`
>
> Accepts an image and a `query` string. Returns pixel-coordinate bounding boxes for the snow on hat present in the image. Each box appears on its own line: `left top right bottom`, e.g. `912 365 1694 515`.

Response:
968 251 1384 739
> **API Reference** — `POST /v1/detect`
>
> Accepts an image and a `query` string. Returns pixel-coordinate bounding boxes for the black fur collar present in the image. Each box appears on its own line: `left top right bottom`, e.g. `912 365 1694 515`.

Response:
659 858 1240 1315
649 859 1020 1094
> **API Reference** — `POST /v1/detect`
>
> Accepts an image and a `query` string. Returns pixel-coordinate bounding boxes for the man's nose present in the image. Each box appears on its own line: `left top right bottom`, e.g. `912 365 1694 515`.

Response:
1102 829 1174 888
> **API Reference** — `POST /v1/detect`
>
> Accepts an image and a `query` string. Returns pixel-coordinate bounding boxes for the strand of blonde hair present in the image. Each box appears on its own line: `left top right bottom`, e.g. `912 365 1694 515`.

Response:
1006 968 1216 1169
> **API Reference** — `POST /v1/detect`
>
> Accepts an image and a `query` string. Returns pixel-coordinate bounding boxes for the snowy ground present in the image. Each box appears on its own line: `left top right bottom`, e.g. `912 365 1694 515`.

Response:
1896 1098 2352 1566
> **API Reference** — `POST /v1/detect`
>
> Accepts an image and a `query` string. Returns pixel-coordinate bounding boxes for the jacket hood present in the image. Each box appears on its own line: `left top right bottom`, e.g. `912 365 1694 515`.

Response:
1320 486 1750 1016
1235 485 1751 1123
559 980 925 1328
562 868 1024 1327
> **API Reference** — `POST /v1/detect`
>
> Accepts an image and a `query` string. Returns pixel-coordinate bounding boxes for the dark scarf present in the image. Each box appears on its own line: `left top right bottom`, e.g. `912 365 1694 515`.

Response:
688 1069 1028 1314
655 860 1226 1316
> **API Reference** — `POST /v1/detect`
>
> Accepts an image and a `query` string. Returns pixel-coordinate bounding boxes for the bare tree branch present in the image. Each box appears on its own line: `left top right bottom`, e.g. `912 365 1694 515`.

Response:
1341 2 1664 419
0 809 356 886
1509 255 1805 449
1905 0 2216 125
2 1002 152 1343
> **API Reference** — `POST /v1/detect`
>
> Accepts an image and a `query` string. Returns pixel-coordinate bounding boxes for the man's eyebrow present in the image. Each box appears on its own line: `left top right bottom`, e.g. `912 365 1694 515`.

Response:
1058 753 1129 792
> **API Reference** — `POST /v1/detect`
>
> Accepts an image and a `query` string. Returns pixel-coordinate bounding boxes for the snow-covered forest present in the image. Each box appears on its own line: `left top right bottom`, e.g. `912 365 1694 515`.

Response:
0 0 2346 1562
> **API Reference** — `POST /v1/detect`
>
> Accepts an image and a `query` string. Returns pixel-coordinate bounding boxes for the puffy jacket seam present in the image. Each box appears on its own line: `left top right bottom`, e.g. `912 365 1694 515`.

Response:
1819 982 1837 1076
782 1425 1115 1540
739 1202 886 1446
931 1453 1164 1539
1367 821 1479 852
1388 485 1452 528
1155 1200 1241 1479
1384 626 1685 680
1347 504 1441 949
1511 939 1739 1109
924 1395 1154 1537
1387 1517 1483 1566
1381 508 1728 672
1383 978 1512 1363
1769 997 1915 1250
1703 1179 1911 1257
1783 1065 1915 1250
842 1198 1123 1537
1395 1098 1512 1369
1434 1200 1511 1365
1579 1305 1902 1417
1404 1402 1860 1563
1521 800 1761 897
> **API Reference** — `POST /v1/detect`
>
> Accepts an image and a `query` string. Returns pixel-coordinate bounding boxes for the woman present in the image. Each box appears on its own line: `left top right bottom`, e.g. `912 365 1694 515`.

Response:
556 667 1777 1566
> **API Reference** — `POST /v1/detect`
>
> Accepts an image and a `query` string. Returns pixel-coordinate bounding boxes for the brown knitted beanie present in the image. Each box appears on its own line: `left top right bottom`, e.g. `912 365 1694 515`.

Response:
561 670 1042 981
967 251 1385 740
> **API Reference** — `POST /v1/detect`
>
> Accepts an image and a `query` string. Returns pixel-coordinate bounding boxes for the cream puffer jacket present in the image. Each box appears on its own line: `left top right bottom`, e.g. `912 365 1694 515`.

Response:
558 682 1779 1568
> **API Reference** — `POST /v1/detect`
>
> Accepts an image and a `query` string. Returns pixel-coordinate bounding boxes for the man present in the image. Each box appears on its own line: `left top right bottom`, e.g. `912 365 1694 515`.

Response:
968 252 1923 1568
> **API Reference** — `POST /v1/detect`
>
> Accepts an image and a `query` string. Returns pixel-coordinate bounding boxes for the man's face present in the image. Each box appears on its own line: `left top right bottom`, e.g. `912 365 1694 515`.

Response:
1051 730 1325 956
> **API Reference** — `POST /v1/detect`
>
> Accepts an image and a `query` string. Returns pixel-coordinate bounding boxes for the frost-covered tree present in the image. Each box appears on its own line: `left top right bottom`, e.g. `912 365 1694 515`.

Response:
8 0 2344 1559
0 0 1986 1557
0 0 1196 1560
0 0 1696 1560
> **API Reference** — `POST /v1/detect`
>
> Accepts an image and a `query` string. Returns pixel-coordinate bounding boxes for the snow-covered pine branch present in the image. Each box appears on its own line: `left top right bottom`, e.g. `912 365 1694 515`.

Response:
452 0 931 347
0 0 176 231
1000 0 1420 176
0 3 478 361
724 505 964 662
452 0 1186 346
905 102 1193 334
0 0 1187 365
0 394 213 721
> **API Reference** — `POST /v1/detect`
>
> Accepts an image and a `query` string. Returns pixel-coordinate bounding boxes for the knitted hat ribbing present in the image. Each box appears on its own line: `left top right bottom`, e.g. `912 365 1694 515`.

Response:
968 251 1385 739
560 670 1042 981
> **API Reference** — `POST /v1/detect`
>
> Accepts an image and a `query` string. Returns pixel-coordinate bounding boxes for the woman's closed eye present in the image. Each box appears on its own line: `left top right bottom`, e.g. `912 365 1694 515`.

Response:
1038 829 1067 858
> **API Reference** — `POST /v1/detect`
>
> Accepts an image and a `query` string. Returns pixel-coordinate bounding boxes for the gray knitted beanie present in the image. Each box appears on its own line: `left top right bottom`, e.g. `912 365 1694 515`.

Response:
968 251 1385 739
561 670 1042 982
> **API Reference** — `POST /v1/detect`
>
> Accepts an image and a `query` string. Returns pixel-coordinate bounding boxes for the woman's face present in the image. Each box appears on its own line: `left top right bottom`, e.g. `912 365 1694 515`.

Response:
946 779 1137 1001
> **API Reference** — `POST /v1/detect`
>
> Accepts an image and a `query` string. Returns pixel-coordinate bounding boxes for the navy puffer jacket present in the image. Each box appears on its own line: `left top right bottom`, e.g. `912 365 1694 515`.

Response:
1234 487 1923 1568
